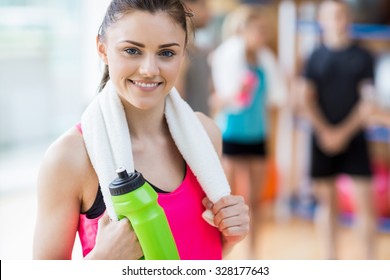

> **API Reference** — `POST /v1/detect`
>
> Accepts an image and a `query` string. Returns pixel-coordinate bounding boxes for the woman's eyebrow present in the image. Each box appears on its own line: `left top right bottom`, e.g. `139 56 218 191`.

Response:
119 40 145 47
159 43 180 48
119 40 180 49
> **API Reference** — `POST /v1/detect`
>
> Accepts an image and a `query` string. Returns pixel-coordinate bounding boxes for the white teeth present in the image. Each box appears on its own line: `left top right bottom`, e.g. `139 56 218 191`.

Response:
133 81 159 88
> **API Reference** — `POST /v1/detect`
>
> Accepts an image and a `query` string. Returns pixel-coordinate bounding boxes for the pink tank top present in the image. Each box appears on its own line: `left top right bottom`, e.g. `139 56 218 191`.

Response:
76 124 223 260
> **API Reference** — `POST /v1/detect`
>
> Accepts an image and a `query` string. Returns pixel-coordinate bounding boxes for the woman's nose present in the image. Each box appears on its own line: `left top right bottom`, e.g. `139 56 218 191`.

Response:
139 55 159 77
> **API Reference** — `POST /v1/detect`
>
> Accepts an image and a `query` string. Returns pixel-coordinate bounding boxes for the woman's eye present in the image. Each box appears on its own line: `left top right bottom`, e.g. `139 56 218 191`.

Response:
125 48 140 55
160 50 175 57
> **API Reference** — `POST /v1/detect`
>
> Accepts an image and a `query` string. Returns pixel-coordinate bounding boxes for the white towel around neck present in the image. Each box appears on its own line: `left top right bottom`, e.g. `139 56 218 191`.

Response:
81 81 231 222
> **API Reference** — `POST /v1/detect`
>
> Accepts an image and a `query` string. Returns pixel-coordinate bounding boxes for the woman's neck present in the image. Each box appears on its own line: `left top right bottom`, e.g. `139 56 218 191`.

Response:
121 99 167 140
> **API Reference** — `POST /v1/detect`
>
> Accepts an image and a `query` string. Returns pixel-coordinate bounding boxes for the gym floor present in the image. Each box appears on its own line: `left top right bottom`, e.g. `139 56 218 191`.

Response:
226 202 390 260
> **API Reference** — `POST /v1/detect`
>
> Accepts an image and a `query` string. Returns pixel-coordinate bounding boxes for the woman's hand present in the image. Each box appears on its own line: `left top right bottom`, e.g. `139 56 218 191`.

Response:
86 212 143 260
203 195 250 255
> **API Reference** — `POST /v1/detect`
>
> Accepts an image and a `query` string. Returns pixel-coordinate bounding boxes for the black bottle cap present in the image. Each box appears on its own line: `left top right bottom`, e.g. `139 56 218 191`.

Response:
109 167 146 196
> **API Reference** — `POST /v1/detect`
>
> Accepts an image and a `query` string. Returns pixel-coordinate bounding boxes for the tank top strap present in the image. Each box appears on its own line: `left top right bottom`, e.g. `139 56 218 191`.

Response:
75 123 82 134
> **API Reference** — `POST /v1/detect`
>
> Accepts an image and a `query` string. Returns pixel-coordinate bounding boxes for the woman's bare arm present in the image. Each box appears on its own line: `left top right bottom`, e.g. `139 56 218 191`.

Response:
33 128 89 259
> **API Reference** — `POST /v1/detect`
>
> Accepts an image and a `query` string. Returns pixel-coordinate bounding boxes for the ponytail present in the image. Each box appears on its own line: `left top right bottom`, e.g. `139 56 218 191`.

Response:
98 65 110 92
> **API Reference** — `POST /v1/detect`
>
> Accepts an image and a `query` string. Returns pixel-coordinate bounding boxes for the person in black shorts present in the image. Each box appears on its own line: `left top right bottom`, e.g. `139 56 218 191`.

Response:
211 4 287 259
301 0 376 259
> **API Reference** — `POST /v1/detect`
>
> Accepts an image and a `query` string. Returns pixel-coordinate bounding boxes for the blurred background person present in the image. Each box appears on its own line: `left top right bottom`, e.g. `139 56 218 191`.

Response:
300 0 377 259
210 3 286 259
175 0 213 116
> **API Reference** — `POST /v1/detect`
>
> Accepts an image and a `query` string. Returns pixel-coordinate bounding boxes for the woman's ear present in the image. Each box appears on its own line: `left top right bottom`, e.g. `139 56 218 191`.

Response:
96 36 108 65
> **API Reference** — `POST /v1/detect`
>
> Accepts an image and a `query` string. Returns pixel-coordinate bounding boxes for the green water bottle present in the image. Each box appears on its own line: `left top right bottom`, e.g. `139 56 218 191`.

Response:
109 167 180 260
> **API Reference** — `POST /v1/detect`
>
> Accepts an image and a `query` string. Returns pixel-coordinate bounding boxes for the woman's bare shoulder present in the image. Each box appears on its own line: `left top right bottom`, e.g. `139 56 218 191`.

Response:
38 127 93 196
44 127 89 169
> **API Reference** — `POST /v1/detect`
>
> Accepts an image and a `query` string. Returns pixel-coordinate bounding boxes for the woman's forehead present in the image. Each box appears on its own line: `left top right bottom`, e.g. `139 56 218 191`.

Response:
106 11 186 45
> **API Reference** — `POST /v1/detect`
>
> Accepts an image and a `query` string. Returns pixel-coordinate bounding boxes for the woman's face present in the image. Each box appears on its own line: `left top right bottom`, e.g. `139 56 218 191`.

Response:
243 17 269 51
97 11 186 110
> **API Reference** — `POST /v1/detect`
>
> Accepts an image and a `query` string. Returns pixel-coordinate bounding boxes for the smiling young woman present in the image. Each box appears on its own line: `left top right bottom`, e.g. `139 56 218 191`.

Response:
97 10 186 110
32 0 250 260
